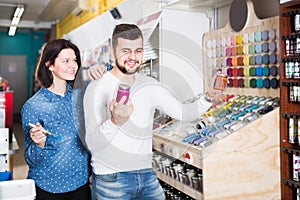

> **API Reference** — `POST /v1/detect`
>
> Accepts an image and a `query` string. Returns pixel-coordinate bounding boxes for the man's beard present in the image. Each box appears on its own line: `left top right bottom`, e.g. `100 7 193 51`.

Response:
115 58 141 75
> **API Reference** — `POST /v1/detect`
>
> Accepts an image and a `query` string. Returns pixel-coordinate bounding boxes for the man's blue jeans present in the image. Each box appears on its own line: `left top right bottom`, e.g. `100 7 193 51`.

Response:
92 168 165 200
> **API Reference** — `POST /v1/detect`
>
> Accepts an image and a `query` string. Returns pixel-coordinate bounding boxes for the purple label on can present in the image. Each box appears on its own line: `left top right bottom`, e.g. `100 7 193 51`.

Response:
116 84 130 104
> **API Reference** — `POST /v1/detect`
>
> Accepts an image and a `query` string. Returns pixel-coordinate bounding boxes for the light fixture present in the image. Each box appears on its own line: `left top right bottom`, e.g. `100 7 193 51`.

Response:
8 4 25 36
8 26 17 36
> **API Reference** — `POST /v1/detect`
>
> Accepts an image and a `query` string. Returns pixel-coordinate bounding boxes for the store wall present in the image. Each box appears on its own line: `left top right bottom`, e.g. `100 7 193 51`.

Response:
160 9 210 102
0 29 48 100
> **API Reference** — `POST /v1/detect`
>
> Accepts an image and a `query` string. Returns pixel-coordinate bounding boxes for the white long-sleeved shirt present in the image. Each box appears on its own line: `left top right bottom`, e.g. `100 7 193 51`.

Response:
83 72 212 175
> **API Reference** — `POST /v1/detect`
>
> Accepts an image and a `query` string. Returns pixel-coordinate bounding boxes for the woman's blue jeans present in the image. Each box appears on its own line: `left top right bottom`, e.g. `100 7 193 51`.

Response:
92 168 165 200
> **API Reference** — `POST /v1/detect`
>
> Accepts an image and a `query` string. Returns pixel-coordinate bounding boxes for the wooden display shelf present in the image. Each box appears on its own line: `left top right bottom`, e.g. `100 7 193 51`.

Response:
156 170 203 199
153 126 205 169
280 1 300 199
153 108 280 200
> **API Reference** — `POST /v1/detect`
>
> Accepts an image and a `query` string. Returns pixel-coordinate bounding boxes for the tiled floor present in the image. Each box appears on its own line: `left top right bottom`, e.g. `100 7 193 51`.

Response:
11 114 28 180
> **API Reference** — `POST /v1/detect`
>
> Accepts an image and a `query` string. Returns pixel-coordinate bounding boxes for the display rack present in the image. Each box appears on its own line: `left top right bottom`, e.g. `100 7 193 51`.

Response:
279 0 300 199
153 108 280 199
152 0 281 199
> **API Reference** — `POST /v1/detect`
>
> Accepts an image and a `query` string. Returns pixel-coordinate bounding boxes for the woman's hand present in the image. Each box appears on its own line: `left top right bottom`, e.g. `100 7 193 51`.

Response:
29 123 47 147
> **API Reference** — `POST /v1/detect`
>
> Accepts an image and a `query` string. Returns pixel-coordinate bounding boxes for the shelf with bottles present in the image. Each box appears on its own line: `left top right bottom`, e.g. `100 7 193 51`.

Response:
282 148 300 193
282 58 300 80
160 180 196 200
280 3 300 37
153 151 202 199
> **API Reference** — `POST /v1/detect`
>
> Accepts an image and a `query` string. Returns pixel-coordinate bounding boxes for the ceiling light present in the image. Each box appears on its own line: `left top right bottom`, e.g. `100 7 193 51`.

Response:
8 26 17 36
8 4 25 36
14 6 24 18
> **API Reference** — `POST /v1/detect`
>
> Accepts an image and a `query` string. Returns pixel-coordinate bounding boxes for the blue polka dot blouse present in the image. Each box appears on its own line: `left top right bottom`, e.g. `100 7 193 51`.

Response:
21 84 90 193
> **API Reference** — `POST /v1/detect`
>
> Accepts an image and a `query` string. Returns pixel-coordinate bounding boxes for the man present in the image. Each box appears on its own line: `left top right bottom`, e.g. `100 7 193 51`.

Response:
84 23 220 200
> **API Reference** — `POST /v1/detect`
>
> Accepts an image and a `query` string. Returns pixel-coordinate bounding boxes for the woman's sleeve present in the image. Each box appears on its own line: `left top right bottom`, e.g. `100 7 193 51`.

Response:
21 103 46 167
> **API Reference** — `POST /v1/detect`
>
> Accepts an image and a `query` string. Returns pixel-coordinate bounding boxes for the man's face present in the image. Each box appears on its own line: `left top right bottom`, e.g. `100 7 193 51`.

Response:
114 37 144 74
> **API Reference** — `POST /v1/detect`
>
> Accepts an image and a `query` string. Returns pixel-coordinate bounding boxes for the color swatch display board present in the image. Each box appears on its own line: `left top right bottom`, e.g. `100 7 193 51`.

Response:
203 0 279 98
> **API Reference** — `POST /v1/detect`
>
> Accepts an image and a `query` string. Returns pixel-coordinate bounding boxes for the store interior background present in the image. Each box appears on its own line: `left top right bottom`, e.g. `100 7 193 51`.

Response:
0 0 279 180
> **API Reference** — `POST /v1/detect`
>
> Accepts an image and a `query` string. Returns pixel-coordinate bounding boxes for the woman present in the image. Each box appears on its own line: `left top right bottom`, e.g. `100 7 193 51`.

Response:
21 39 91 200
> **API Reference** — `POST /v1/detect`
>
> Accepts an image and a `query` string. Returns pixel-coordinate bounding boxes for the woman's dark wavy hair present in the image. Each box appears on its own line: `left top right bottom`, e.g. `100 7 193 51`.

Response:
35 39 81 88
112 23 143 50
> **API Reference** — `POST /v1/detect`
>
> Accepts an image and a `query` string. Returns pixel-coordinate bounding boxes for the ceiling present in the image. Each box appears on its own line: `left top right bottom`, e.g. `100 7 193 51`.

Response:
0 0 78 29
0 0 235 30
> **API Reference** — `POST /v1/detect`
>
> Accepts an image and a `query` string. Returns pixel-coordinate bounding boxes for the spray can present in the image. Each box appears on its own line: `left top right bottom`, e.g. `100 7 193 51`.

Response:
214 74 227 91
116 84 130 104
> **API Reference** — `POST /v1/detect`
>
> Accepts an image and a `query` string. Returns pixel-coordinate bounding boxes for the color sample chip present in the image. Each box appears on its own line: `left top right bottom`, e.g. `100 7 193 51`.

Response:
236 35 243 44
243 34 248 44
244 67 250 76
212 49 216 58
270 78 279 88
216 58 221 67
250 56 256 65
263 66 270 76
244 78 250 88
269 54 277 64
262 54 269 64
216 38 221 47
226 48 232 56
262 42 269 53
232 57 238 66
261 30 269 41
249 67 256 76
269 41 276 52
227 68 233 76
255 55 262 65
233 78 239 87
226 58 232 66
232 47 237 56
221 37 226 47
256 66 263 76
237 46 243 55
231 36 236 45
250 78 257 88
249 33 255 43
207 40 212 48
269 29 276 40
256 78 263 88
255 32 261 42
222 58 227 67
255 43 262 53
243 56 249 65
221 58 227 67
237 57 244 66
243 45 249 54
263 78 270 89
228 78 233 87
212 59 217 67
238 79 244 87
238 68 244 76
221 48 226 57
270 66 278 76
216 49 221 57
226 36 231 46
249 44 255 54
212 39 216 48
233 68 238 76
